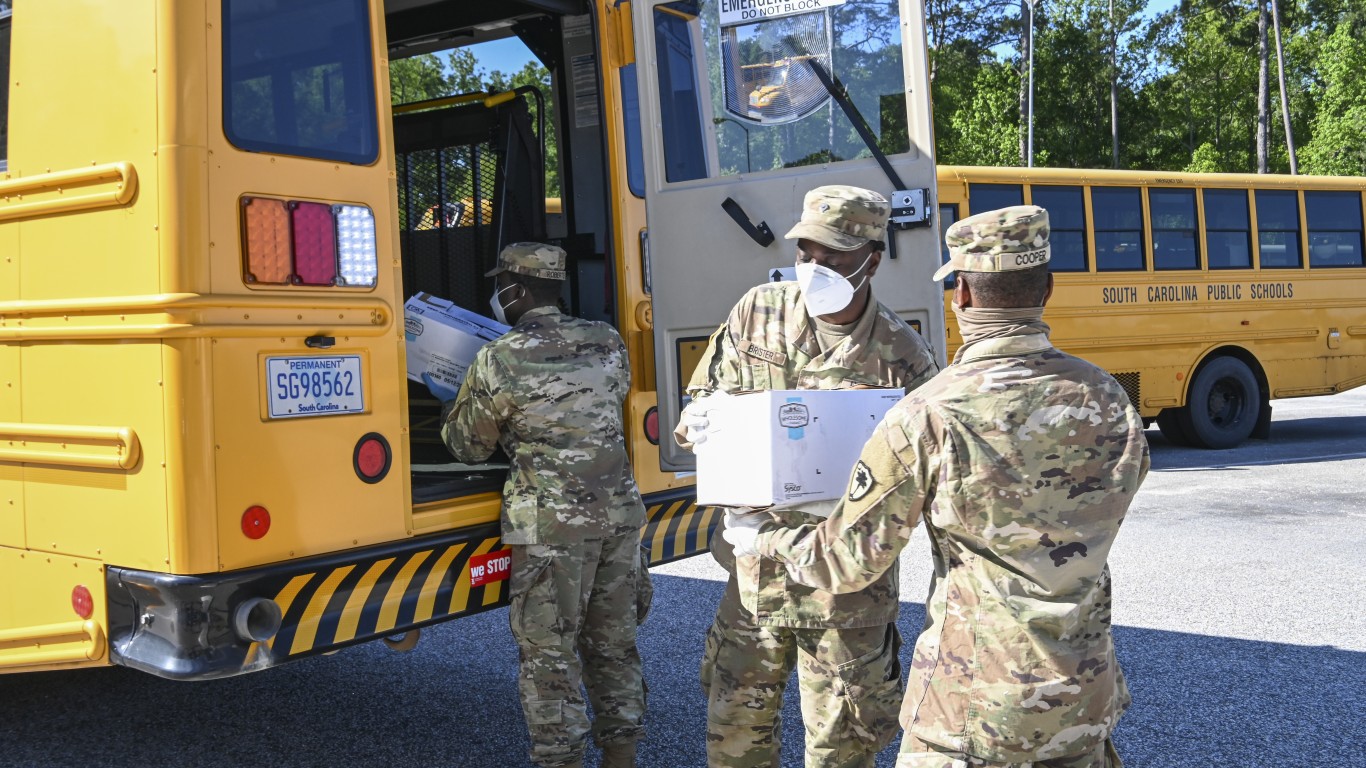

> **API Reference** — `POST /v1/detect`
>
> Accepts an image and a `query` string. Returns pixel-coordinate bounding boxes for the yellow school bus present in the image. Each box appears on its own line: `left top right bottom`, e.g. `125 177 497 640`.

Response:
936 165 1366 449
0 0 941 678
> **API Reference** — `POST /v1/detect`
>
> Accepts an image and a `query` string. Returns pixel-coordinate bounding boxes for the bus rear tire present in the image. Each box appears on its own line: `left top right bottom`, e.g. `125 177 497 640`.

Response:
1156 409 1191 446
1178 356 1261 449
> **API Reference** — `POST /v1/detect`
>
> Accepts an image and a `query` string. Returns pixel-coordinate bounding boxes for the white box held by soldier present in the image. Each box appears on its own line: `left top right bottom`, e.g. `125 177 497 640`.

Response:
696 389 903 510
403 292 509 392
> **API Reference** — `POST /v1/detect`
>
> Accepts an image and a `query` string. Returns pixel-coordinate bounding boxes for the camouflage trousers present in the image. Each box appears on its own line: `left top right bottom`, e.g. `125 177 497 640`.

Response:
896 735 1123 768
700 577 903 768
509 531 647 767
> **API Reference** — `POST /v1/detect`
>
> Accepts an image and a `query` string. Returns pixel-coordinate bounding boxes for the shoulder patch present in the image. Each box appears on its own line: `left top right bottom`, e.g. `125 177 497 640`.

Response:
737 339 788 366
848 460 875 501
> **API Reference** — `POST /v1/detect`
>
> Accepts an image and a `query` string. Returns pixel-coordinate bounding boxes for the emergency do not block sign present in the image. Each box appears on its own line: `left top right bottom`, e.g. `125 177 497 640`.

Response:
718 0 847 26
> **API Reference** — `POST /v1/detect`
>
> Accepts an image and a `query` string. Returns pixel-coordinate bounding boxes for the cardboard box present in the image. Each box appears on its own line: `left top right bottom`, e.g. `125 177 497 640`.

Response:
403 292 509 392
696 389 903 509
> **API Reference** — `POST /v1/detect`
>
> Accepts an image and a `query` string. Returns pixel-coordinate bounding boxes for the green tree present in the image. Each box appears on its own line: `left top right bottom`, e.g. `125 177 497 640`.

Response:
947 61 1021 165
486 60 561 197
447 48 488 95
1299 21 1366 175
997 0 1147 168
1029 5 1115 167
389 47 561 212
1184 141 1224 172
1146 1 1261 171
926 0 1018 165
389 54 450 105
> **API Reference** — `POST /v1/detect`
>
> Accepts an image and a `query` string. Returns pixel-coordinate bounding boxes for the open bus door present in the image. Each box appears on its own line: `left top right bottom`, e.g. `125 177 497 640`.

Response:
629 0 946 470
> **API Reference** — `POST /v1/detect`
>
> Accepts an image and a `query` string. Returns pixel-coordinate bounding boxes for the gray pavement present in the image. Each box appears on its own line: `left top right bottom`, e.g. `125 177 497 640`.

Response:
2 391 1364 767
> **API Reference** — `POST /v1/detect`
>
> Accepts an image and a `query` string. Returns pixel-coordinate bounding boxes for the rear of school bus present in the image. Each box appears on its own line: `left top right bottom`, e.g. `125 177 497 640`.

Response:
1 0 943 679
0 0 515 680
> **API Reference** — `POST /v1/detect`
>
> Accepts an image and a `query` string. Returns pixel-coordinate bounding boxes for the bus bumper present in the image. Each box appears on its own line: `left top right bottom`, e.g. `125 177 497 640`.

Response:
104 522 507 681
640 488 718 565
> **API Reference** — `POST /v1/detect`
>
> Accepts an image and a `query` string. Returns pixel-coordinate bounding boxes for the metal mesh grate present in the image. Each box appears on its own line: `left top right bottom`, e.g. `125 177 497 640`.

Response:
395 131 499 464
398 144 500 462
393 97 546 466
397 142 500 311
1112 371 1141 409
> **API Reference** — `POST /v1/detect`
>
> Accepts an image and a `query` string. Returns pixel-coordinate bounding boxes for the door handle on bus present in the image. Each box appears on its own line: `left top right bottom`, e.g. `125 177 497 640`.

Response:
721 197 775 247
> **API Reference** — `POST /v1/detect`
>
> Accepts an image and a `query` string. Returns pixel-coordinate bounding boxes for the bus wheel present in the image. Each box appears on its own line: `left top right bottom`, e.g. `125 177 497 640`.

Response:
1178 356 1260 449
1155 409 1191 446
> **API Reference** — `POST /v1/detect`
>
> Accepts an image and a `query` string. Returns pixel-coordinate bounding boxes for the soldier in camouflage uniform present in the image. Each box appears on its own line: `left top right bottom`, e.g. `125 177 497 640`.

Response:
674 186 940 768
724 206 1150 767
433 243 648 768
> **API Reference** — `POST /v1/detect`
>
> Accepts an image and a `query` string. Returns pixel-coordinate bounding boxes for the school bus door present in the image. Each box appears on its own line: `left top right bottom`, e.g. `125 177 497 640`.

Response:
629 0 944 470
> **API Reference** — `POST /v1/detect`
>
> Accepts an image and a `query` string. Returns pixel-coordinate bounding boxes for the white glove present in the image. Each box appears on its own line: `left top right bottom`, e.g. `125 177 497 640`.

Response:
681 390 732 450
721 509 769 558
680 402 711 447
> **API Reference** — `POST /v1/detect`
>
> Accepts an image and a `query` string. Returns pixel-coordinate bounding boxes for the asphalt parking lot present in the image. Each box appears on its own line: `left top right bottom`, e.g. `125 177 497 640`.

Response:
2 390 1363 767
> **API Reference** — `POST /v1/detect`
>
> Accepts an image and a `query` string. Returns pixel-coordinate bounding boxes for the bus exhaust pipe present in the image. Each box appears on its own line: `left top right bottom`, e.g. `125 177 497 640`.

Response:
233 598 283 643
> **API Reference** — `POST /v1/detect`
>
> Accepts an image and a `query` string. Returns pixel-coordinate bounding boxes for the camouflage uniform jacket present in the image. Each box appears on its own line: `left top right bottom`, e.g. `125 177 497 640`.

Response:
754 329 1150 761
679 280 938 628
443 306 646 546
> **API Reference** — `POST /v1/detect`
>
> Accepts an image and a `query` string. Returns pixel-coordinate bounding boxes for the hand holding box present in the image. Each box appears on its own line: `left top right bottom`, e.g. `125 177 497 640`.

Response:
696 389 902 510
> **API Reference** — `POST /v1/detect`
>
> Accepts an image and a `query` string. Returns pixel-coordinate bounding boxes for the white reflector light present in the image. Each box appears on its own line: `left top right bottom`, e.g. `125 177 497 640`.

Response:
335 204 379 287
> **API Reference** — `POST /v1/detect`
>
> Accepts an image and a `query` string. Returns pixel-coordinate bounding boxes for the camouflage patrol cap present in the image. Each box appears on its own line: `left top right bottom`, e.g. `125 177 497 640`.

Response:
932 205 1050 282
784 185 890 252
485 242 568 281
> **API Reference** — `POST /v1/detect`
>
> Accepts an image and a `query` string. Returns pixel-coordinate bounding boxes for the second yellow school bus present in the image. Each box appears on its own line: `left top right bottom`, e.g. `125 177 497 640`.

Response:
936 165 1366 449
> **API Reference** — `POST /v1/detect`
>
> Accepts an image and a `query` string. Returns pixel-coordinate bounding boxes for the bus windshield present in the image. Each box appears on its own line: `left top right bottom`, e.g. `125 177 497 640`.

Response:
223 0 379 165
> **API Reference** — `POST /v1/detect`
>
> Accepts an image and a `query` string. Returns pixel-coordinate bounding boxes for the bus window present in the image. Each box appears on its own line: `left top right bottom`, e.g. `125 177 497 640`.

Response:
939 203 959 288
653 6 709 182
1255 189 1302 268
223 0 379 165
1092 187 1145 271
0 6 10 171
703 0 910 176
621 64 645 198
1030 185 1087 271
1150 188 1199 270
1305 191 1364 268
1204 189 1252 269
969 183 1023 216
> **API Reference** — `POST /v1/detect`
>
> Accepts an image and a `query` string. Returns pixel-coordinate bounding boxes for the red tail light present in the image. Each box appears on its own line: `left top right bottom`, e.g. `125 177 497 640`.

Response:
290 201 339 285
71 585 94 620
354 433 391 484
242 505 271 540
643 406 660 445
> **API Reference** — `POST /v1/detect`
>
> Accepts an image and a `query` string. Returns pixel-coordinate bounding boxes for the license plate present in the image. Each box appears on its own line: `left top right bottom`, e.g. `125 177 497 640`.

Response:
265 355 364 419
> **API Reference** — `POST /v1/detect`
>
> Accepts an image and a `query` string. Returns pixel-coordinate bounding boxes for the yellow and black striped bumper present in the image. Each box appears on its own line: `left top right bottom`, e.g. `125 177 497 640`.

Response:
104 492 716 681
105 522 508 680
641 489 719 565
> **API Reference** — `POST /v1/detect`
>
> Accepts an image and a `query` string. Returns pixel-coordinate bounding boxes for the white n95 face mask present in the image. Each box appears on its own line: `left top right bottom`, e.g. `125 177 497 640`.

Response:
795 253 871 317
489 284 517 325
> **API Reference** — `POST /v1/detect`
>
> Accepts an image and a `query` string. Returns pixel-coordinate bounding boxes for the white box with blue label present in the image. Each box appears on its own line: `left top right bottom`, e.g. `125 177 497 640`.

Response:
695 388 903 509
403 292 509 393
